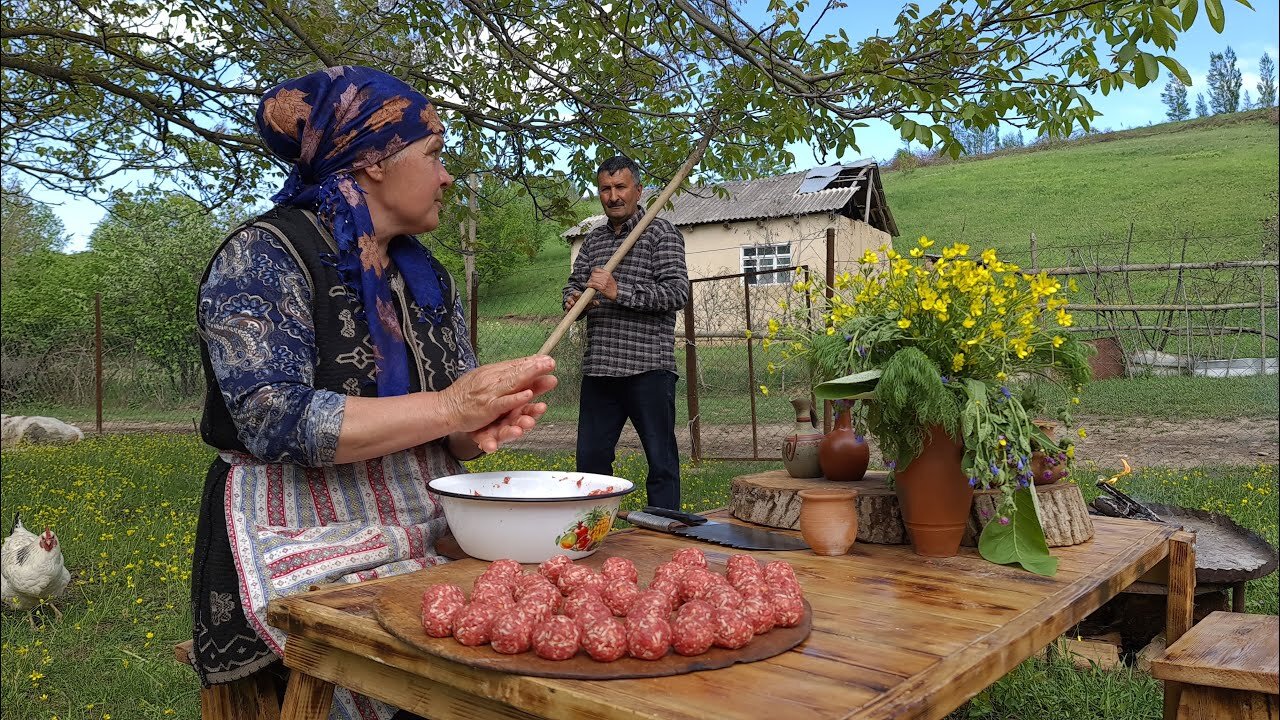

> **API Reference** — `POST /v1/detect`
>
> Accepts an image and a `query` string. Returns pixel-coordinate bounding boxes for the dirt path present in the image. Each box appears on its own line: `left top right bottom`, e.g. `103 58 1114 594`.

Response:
73 416 1276 468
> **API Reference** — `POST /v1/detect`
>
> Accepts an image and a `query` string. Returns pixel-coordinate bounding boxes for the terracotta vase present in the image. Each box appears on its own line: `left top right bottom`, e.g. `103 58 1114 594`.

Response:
819 408 870 482
1031 419 1069 486
893 426 974 558
797 488 859 556
782 398 824 478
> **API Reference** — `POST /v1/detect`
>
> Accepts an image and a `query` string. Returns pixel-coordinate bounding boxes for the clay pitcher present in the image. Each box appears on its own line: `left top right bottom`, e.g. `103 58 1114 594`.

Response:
819 407 870 482
797 488 859 556
782 398 824 478
894 425 974 557
1030 419 1069 485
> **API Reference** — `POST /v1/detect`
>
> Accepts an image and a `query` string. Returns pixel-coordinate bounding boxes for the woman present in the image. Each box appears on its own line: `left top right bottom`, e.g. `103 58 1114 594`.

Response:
190 66 556 719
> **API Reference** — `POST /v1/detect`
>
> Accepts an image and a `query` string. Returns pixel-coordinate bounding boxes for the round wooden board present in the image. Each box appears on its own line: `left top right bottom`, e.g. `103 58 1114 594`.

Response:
373 577 812 680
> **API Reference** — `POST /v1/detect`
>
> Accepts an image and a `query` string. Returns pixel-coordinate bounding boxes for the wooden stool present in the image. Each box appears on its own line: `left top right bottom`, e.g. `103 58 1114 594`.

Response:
174 640 281 720
1150 612 1279 720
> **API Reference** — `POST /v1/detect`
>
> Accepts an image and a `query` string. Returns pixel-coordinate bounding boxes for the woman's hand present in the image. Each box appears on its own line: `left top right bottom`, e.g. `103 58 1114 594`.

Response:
465 400 550 454
333 355 556 465
440 355 557 435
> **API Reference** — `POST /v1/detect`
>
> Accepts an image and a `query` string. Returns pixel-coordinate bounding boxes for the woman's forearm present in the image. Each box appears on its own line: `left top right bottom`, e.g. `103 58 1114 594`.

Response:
333 392 456 464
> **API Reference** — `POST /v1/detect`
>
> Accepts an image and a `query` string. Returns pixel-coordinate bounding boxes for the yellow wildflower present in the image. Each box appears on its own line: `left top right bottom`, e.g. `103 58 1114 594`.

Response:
759 385 769 396
918 235 934 248
951 353 964 371
861 250 879 264
1078 428 1087 439
1052 335 1065 348
897 319 911 329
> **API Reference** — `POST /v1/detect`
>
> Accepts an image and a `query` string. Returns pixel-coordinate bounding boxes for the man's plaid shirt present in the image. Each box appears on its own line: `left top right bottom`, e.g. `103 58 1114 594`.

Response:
562 208 689 377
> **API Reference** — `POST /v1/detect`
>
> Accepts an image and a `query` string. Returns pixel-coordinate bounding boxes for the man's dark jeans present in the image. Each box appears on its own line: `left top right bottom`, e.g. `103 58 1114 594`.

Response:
576 370 681 510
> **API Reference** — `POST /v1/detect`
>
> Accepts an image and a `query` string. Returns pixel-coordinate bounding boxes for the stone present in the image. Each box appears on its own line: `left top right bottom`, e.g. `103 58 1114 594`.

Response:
1 414 85 448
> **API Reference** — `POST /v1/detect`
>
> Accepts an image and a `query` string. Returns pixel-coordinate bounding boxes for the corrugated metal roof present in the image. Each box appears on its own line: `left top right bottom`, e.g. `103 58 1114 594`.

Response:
564 161 897 238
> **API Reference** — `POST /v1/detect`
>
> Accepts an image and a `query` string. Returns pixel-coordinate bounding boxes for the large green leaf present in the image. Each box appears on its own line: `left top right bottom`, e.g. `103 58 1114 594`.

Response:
1205 0 1225 32
813 369 883 400
977 489 1059 576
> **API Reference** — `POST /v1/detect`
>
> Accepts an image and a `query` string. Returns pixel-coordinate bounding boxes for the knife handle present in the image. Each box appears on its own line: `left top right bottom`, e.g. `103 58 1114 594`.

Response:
619 510 683 532
642 506 709 525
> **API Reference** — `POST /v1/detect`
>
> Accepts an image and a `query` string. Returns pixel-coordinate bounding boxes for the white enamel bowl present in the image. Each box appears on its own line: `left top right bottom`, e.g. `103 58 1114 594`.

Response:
428 471 635 563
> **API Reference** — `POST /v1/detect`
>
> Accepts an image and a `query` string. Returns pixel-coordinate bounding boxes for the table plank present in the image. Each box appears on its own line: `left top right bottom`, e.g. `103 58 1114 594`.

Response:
269 514 1176 720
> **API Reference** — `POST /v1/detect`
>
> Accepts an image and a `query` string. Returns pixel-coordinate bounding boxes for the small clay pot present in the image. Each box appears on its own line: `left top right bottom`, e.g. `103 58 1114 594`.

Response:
797 488 859 556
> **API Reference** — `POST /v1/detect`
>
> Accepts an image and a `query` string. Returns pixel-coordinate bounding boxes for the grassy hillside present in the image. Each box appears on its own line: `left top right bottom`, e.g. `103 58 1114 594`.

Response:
882 110 1279 266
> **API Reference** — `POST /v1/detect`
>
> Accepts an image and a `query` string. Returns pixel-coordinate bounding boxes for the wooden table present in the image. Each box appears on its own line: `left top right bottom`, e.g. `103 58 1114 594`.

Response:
267 512 1195 720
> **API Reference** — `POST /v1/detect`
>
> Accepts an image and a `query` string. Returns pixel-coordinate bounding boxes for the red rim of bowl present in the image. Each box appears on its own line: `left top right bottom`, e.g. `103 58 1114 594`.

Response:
427 477 636 503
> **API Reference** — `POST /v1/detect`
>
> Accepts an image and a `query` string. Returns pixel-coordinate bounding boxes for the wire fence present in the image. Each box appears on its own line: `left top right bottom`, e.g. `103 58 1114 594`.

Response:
470 226 1280 462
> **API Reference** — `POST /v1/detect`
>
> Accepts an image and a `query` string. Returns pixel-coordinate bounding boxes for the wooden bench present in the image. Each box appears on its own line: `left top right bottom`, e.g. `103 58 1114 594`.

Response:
1150 612 1280 720
174 640 281 720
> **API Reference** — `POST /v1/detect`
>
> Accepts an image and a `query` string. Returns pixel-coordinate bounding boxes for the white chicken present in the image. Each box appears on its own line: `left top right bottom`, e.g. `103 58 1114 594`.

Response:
1 514 71 616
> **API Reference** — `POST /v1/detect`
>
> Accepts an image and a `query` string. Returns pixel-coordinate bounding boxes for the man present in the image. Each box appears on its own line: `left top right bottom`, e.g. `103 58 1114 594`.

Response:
563 156 689 510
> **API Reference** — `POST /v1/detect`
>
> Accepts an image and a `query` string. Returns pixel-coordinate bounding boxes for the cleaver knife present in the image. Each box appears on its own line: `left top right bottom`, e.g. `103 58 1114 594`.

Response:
618 508 809 551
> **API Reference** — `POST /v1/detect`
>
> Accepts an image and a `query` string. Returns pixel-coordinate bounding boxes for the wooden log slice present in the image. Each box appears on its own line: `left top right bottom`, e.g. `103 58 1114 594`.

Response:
730 470 1094 547
962 481 1094 547
730 470 906 544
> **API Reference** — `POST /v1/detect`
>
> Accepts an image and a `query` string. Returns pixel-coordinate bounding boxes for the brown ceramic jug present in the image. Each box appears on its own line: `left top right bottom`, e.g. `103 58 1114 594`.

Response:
818 407 870 482
1031 419 1069 485
782 398 824 478
797 488 859 555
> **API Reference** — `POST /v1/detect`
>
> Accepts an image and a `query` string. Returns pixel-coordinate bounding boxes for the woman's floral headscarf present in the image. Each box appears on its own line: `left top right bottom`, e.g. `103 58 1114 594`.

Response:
256 65 448 397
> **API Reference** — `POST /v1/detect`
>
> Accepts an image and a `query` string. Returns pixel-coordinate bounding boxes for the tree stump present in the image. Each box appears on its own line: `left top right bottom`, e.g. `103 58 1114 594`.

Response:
962 481 1094 547
729 470 907 544
730 470 1094 547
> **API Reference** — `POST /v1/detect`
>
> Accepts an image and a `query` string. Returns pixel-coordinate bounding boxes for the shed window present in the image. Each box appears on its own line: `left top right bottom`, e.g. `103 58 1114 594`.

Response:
741 243 792 286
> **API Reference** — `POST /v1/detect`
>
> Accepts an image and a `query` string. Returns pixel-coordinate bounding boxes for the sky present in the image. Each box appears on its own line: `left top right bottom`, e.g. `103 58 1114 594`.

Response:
29 0 1280 252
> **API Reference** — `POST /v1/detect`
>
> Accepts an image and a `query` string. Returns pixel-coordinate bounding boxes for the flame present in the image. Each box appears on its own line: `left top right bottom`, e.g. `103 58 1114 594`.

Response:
1104 458 1133 485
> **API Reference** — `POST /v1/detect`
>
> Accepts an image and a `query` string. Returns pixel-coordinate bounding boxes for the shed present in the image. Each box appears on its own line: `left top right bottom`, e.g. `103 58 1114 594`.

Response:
563 160 898 284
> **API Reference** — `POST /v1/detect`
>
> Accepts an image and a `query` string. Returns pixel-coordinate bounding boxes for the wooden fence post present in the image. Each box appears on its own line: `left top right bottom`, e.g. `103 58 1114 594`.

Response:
683 284 701 465
95 292 103 435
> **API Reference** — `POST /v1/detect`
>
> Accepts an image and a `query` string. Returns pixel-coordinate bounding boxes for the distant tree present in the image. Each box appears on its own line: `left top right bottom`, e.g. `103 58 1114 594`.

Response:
1207 47 1243 114
999 131 1025 148
1241 90 1254 110
1161 77 1191 120
0 181 66 272
89 190 230 396
947 122 1000 155
430 175 577 287
1187 94 1208 117
1259 53 1277 107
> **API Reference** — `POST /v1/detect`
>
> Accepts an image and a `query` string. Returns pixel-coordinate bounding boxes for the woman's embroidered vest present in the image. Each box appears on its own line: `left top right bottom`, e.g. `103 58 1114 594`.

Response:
198 206 460 453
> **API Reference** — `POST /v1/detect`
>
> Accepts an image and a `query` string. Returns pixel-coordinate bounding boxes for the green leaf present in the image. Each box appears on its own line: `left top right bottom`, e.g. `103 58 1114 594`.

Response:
813 369 883 400
1179 0 1199 29
977 489 1059 576
1115 42 1138 68
1205 0 1225 31
1141 53 1160 83
1158 55 1192 85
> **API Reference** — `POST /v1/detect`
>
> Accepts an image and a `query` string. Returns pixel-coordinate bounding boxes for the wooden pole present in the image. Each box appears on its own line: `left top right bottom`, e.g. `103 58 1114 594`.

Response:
823 227 835 434
683 290 702 465
539 133 713 356
94 292 103 435
466 174 479 354
743 279 758 459
1163 530 1197 720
